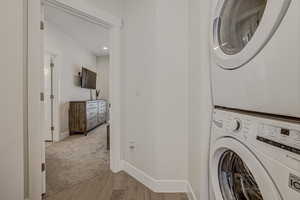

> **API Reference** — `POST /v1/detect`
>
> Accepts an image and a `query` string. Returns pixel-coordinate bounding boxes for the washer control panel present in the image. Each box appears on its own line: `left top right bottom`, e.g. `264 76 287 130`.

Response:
227 119 241 132
213 110 251 138
257 124 300 155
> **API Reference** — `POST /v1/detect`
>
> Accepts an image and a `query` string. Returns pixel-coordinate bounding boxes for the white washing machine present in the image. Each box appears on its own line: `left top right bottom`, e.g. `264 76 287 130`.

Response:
210 0 300 118
209 109 300 200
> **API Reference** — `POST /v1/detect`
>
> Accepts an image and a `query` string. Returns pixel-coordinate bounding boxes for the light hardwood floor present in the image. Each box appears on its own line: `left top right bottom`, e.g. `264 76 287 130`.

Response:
45 127 187 200
46 170 188 200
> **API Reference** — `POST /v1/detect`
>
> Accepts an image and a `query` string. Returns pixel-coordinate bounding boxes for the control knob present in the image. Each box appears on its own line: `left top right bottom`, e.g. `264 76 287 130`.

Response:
228 119 241 132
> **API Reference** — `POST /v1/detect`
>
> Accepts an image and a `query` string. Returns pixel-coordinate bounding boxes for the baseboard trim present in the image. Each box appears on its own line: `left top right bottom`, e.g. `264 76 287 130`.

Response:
60 131 69 141
186 182 197 200
121 160 188 193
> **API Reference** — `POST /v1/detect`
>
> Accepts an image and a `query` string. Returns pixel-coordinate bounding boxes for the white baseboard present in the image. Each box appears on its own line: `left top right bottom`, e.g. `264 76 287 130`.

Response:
59 131 69 141
121 160 188 193
186 182 197 200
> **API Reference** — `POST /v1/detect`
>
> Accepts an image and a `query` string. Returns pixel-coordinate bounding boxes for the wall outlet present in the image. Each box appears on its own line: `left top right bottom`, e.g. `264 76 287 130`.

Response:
129 141 136 150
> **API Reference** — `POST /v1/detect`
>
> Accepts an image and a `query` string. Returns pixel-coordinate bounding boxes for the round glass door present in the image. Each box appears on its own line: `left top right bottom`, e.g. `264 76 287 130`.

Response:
210 138 282 200
211 0 291 69
219 150 263 200
218 0 267 55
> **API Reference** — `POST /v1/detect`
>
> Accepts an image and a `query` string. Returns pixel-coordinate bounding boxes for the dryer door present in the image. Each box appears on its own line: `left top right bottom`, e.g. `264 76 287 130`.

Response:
211 0 291 69
210 138 282 200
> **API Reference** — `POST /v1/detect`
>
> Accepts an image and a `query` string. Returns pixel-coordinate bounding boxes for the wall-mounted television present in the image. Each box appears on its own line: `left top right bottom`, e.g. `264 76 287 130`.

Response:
81 67 97 89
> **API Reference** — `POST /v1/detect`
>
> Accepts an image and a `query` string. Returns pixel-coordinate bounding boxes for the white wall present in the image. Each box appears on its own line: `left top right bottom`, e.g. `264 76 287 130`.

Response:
122 0 157 178
0 1 25 199
188 0 212 199
88 0 123 18
122 0 189 181
45 21 97 137
154 0 189 180
96 56 110 100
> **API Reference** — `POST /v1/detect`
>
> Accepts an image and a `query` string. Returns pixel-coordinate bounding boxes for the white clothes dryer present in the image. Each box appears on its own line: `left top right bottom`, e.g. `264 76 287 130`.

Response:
210 0 300 118
209 109 300 200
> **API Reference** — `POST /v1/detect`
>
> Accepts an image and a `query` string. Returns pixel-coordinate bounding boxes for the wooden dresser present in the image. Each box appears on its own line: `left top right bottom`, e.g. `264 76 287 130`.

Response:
69 100 108 135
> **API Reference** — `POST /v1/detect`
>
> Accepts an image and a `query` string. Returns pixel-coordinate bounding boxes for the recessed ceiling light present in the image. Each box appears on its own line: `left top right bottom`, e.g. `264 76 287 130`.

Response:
103 46 108 50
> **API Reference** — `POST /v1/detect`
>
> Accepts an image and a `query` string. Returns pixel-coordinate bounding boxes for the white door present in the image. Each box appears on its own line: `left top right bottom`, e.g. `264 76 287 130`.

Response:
211 0 291 69
210 138 282 200
44 54 54 141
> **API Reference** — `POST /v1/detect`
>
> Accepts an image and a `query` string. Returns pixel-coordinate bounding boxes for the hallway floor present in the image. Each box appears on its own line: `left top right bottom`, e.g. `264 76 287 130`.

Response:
45 126 187 200
46 170 188 200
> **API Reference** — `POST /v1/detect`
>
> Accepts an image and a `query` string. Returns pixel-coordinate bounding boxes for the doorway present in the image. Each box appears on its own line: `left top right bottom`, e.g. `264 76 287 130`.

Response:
42 3 113 197
27 0 122 199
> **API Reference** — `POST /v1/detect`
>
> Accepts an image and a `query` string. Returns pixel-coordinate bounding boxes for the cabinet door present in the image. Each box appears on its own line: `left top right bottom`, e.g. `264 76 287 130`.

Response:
86 101 98 130
87 116 98 130
87 102 98 118
97 100 107 123
69 102 86 132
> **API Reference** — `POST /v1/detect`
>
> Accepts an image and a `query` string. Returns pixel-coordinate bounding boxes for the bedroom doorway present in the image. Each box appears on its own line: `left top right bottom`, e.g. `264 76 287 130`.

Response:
27 0 122 199
41 2 113 198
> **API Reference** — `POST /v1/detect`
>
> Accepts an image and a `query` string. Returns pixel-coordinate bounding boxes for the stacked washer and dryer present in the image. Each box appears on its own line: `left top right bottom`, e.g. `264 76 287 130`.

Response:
209 0 300 199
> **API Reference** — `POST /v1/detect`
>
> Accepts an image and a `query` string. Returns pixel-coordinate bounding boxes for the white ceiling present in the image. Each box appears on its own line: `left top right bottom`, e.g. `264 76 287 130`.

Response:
45 5 110 56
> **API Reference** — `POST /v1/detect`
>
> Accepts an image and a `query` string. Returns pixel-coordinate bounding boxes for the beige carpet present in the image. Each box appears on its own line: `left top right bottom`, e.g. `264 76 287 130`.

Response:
46 126 109 197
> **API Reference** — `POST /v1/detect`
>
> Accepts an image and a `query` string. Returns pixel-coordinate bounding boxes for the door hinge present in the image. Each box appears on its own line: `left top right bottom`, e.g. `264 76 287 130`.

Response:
50 62 54 68
40 92 44 102
41 163 46 172
51 126 55 131
40 21 45 30
50 94 54 99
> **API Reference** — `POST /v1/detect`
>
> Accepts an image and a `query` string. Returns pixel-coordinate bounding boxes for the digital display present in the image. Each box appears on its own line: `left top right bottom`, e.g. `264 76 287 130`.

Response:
81 68 97 89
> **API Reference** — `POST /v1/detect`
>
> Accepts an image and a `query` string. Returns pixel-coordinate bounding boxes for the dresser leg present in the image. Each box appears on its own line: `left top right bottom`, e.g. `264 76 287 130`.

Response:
107 124 110 151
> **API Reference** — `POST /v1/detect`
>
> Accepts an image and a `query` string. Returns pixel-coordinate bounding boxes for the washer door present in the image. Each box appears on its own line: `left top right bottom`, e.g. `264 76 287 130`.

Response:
210 138 282 200
211 0 291 69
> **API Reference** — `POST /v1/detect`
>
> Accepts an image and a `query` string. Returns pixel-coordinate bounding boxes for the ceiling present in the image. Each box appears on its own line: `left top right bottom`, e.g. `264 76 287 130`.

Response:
45 5 110 56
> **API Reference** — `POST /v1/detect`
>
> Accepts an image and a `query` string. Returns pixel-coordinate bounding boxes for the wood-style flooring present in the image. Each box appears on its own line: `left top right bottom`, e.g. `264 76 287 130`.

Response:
46 170 188 200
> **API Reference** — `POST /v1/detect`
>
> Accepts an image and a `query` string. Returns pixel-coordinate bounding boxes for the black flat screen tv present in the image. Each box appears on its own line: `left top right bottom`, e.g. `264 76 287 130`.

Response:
81 67 97 89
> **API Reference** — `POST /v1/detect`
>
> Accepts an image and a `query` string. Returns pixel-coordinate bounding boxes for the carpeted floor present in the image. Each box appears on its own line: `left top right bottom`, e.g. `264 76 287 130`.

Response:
46 126 109 197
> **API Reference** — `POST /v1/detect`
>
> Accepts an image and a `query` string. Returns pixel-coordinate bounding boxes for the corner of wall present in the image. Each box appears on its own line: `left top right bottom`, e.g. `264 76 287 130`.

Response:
186 182 198 200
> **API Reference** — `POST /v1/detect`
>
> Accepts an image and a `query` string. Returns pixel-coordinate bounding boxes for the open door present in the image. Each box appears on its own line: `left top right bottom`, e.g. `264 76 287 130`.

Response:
44 54 54 142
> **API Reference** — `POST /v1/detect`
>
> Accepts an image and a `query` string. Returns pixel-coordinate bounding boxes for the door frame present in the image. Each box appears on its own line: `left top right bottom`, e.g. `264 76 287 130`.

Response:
27 0 122 199
44 51 60 142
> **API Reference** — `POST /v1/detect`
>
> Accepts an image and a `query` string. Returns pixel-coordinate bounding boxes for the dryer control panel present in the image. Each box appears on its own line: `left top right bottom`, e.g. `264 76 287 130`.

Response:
257 124 300 155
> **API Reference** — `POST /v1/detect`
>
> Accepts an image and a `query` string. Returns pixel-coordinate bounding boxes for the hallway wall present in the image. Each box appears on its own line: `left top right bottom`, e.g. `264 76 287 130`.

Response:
122 0 189 181
96 55 110 101
122 0 157 178
188 0 212 199
0 1 25 199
